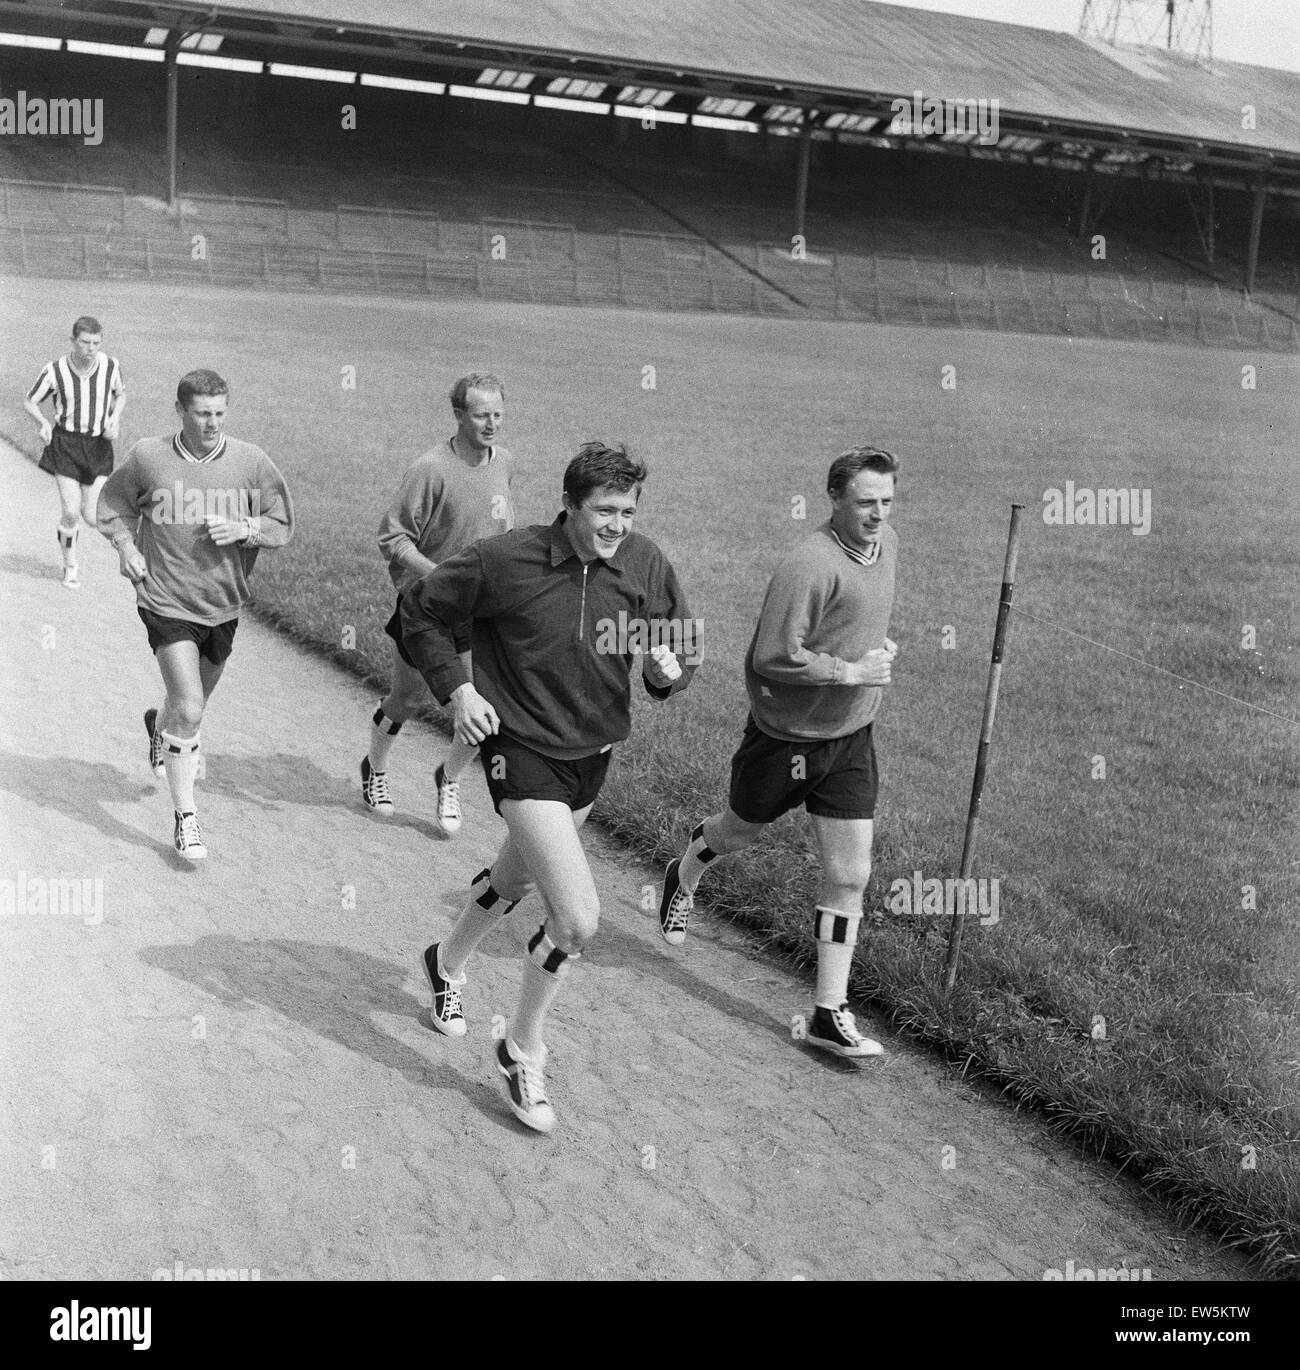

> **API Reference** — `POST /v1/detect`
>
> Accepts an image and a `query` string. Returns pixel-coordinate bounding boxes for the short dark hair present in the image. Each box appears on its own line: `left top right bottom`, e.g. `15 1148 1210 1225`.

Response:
177 369 230 408
450 372 505 411
71 315 102 339
563 442 647 506
827 445 899 498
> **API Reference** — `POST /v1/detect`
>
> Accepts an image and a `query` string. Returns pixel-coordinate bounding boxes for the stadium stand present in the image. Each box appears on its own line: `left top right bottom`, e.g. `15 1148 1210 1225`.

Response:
0 5 1296 346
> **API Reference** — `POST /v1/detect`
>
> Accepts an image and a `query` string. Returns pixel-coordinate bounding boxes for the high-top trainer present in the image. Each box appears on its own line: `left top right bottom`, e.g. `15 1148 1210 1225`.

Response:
420 942 467 1037
360 755 393 814
806 1004 884 1059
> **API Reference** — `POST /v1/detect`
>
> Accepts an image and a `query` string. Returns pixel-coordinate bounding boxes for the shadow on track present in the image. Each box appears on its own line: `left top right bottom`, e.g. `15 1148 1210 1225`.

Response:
140 934 523 1130
0 750 172 860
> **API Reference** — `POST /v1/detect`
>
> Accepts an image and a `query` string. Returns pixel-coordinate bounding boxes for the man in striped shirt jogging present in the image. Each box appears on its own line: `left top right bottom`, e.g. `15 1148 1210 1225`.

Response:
24 315 126 589
658 447 899 1059
401 443 698 1133
97 369 294 862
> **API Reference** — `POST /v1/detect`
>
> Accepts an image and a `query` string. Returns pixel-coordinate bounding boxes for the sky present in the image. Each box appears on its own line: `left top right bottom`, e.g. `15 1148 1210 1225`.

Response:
880 1 1300 73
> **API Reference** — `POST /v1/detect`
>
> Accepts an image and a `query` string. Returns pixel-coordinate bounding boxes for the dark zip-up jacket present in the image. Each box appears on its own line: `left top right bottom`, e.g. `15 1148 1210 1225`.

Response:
401 513 698 759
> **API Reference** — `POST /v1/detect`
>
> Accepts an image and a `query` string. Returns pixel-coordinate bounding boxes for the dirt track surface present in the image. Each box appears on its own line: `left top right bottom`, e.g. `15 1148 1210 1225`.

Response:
0 441 1252 1281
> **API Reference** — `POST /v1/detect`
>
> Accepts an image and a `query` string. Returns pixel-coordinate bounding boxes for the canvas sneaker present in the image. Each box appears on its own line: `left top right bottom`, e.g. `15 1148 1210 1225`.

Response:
434 763 462 836
806 1004 885 1059
420 942 467 1037
496 1037 556 1134
360 755 393 814
657 858 693 946
144 707 165 777
173 810 207 861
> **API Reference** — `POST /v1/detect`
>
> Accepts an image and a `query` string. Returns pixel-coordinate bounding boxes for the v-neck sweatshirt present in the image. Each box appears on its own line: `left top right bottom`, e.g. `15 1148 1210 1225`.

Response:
401 513 697 759
745 521 898 741
97 434 294 624
377 440 515 594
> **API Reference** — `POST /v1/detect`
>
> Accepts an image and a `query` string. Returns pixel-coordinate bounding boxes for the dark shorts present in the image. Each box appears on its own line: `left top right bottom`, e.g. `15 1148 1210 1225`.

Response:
479 732 612 816
728 713 878 824
137 608 239 665
38 430 114 484
385 595 471 666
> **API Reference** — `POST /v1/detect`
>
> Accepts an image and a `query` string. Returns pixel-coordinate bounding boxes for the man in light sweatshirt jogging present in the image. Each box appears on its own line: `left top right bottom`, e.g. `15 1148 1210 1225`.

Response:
97 369 294 862
363 372 515 836
657 445 898 1059
400 442 698 1133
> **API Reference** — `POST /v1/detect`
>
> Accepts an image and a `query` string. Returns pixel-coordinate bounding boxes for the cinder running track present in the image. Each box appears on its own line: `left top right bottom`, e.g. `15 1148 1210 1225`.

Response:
0 441 1250 1281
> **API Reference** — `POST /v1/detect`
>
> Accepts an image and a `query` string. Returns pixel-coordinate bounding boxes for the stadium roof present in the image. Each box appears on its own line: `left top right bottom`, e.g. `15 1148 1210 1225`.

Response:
71 0 1300 159
3 0 1298 183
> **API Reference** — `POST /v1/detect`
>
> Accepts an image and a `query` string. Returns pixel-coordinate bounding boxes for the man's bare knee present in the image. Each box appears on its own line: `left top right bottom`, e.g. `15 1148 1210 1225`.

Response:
546 895 599 954
167 696 205 733
823 857 872 896
381 677 423 717
709 810 765 855
492 874 536 906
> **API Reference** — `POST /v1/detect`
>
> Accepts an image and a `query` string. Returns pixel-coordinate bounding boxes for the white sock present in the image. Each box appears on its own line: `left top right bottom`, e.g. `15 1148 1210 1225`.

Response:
678 820 721 893
813 905 862 1010
369 703 402 771
511 926 579 1057
57 522 79 568
442 738 478 781
441 867 523 977
162 730 200 815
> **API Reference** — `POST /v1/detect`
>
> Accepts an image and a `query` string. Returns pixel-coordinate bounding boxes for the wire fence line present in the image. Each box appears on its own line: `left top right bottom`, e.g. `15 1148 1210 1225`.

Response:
1010 605 1298 726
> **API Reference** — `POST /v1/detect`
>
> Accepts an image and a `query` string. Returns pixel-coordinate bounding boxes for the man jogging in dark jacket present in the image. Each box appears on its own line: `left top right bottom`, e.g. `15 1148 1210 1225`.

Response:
401 442 699 1133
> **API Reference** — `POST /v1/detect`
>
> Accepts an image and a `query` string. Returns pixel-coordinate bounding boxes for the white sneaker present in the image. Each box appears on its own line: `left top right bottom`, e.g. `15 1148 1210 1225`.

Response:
434 763 462 836
173 810 207 861
496 1037 556 1133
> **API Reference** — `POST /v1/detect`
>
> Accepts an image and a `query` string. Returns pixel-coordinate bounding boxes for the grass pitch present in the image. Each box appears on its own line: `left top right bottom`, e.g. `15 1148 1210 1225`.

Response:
3 278 1297 1273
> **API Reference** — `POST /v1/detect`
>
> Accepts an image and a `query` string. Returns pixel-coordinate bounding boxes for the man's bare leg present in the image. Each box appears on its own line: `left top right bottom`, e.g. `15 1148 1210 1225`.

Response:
81 474 108 528
657 806 766 945
53 474 82 586
363 645 426 814
426 799 598 1132
155 640 220 859
804 813 881 1057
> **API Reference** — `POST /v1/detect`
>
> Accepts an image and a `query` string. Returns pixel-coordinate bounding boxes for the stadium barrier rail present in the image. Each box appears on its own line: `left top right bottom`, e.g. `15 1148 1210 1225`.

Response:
0 177 126 230
2 209 1293 351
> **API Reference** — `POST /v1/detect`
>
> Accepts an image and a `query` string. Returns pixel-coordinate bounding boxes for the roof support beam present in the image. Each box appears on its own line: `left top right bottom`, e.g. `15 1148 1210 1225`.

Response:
1185 179 1215 265
794 111 812 244
1244 172 1267 297
1076 158 1096 240
164 37 178 210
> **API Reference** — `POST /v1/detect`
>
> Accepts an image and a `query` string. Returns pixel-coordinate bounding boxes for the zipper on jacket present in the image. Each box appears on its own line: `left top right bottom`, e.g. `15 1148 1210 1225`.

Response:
578 562 588 640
